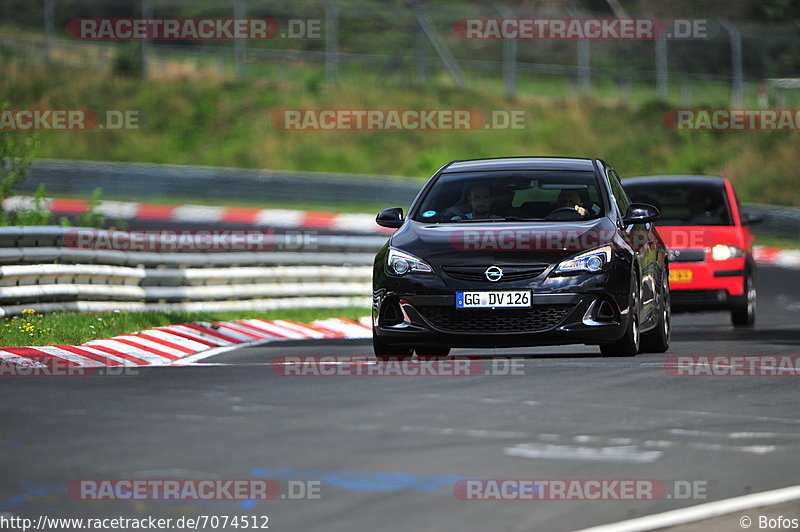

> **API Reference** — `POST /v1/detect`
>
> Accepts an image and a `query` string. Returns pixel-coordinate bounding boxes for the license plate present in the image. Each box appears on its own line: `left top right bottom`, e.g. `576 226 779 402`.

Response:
456 290 531 309
669 269 693 283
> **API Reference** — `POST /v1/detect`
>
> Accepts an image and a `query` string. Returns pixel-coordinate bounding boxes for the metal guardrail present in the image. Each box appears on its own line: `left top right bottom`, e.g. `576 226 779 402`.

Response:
0 226 381 316
22 159 424 207
21 161 800 242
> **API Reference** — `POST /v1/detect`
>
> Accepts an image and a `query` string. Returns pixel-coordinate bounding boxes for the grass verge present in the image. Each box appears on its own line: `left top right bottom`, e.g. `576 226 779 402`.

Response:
1 307 371 348
3 61 800 207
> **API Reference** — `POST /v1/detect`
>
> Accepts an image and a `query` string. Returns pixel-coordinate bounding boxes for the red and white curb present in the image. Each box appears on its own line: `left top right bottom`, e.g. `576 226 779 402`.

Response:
2 196 392 234
753 245 800 269
0 317 372 369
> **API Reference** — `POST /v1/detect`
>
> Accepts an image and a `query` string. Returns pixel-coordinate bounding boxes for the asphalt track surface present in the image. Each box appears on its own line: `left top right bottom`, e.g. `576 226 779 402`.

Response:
2 264 799 532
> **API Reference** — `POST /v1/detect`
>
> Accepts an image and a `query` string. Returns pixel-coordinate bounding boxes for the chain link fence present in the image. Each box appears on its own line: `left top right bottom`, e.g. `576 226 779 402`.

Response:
2 0 800 105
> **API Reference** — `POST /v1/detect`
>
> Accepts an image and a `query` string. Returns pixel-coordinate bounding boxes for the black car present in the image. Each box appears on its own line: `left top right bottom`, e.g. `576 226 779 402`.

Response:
372 157 670 358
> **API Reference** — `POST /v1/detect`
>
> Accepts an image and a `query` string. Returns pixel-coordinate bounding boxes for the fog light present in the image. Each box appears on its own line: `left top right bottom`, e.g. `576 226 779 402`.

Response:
717 290 727 302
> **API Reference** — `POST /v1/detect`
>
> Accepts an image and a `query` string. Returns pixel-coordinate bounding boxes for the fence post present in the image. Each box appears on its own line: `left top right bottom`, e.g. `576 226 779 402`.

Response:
577 40 590 94
570 10 590 94
415 6 467 90
497 5 517 99
43 0 54 64
721 21 743 108
233 0 246 81
619 77 631 104
681 80 692 106
656 33 668 100
415 21 427 88
141 0 152 78
325 0 339 85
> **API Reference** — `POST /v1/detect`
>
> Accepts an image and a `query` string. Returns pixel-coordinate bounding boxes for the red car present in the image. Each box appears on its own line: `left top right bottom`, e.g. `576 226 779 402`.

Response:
623 175 760 327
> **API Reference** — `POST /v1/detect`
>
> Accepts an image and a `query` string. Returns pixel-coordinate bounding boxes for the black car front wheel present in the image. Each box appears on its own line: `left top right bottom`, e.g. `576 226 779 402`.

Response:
373 332 413 360
640 271 671 353
600 276 640 357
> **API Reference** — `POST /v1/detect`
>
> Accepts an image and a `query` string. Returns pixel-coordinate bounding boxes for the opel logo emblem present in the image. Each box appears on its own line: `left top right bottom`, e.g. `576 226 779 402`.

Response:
667 249 680 261
484 266 503 282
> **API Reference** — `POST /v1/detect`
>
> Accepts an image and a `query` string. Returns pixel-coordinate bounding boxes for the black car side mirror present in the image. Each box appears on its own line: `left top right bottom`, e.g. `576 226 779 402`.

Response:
623 203 660 226
742 212 765 225
376 207 404 228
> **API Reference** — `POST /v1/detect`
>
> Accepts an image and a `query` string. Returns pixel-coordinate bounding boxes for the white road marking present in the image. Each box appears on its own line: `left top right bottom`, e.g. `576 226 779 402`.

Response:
574 484 800 532
503 443 663 463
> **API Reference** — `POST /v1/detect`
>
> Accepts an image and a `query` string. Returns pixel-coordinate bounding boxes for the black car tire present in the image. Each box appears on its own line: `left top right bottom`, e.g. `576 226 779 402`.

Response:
640 271 671 353
373 332 413 360
731 269 756 327
600 275 640 357
415 346 451 358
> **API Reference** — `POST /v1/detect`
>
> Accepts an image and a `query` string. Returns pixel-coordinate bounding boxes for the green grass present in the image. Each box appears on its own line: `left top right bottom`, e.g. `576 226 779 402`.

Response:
1 307 370 347
3 54 800 207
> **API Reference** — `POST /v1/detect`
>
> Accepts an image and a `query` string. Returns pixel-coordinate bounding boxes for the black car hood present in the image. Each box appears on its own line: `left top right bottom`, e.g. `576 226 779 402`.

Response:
390 218 619 267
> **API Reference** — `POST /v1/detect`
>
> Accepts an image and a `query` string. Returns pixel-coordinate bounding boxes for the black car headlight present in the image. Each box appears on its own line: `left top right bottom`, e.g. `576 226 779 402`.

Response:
554 245 612 274
387 248 433 275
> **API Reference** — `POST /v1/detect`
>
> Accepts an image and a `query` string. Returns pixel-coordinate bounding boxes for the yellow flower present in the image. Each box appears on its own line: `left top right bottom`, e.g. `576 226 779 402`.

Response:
22 309 35 315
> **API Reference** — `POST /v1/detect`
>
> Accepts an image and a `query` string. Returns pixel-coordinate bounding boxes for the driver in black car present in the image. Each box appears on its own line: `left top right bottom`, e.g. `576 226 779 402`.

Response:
448 185 501 220
554 189 590 218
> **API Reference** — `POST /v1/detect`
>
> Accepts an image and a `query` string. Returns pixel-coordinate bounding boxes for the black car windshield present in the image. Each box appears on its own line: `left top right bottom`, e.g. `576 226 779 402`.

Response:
624 182 733 226
413 170 605 223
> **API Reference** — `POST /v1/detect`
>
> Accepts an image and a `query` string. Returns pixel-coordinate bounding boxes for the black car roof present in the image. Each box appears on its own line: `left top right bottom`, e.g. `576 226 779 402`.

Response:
444 157 596 173
623 175 726 188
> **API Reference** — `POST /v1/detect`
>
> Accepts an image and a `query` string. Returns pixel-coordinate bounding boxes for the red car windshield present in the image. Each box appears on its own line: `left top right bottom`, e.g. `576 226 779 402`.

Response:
625 183 733 226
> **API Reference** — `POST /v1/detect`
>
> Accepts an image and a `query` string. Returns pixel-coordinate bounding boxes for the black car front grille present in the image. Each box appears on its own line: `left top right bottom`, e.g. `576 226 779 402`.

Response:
441 265 548 282
417 305 573 333
668 249 705 263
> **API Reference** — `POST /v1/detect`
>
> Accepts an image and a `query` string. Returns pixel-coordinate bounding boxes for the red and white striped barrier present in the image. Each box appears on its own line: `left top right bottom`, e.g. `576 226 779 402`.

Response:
0 316 372 369
2 196 392 234
753 245 800 270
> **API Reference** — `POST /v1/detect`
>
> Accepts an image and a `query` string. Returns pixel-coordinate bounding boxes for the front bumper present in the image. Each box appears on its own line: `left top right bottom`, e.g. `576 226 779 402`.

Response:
668 257 747 310
373 291 630 348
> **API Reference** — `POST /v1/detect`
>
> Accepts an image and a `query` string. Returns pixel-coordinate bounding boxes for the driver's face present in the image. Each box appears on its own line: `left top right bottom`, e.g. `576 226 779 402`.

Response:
557 191 580 207
469 187 492 216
